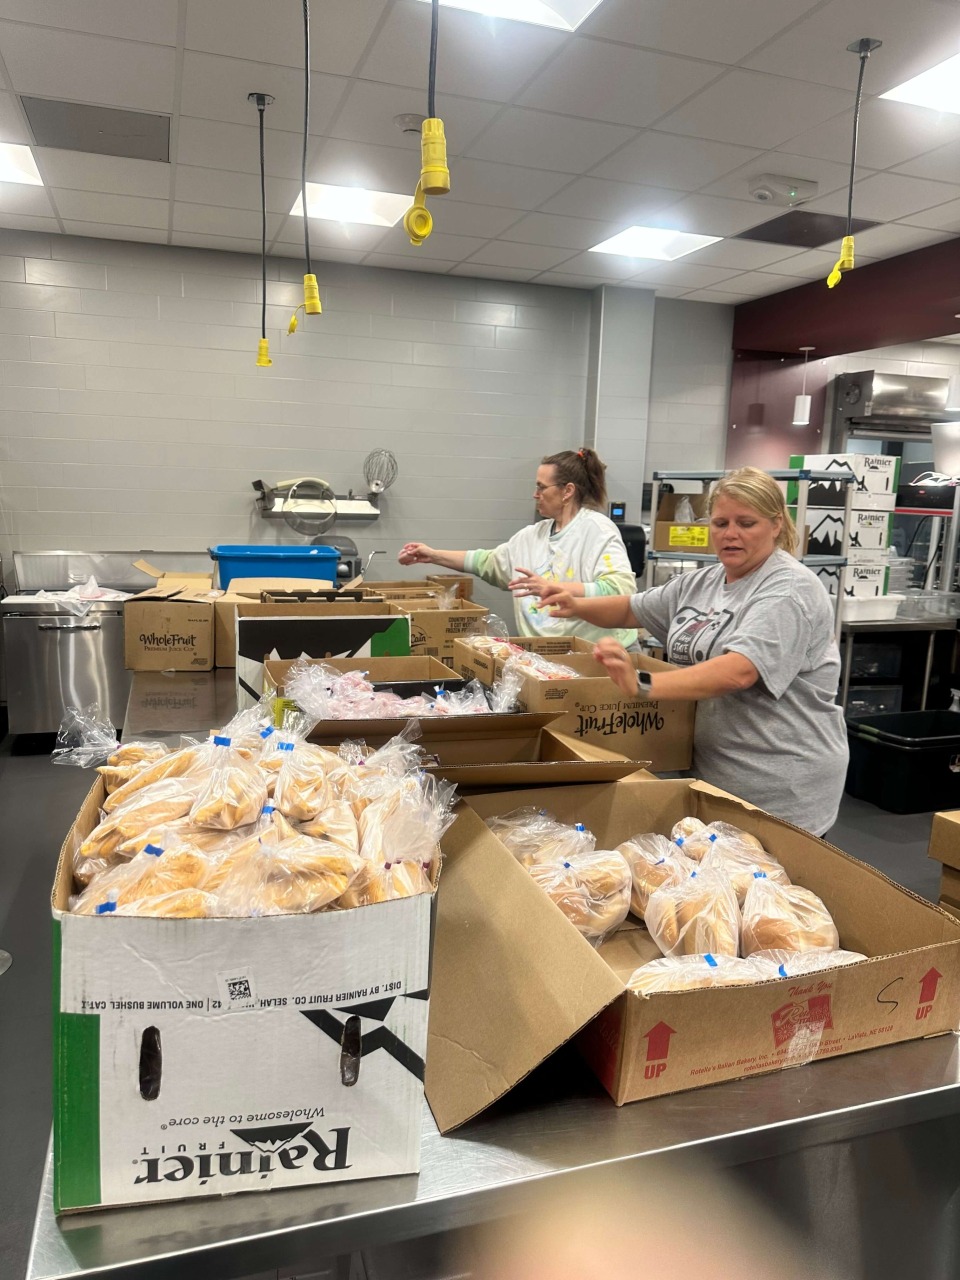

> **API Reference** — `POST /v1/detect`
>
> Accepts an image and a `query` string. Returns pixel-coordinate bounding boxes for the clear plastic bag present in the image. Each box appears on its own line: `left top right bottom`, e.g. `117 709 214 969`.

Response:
486 807 596 869
215 827 364 917
189 735 269 830
300 798 360 854
675 496 695 524
616 833 693 920
671 816 706 842
527 848 631 947
700 837 790 906
51 705 119 768
675 820 767 864
71 835 213 914
645 869 741 958
102 739 209 814
431 679 492 716
753 947 866 977
358 771 457 867
502 651 579 682
272 738 336 822
116 888 216 918
488 660 523 714
627 952 772 995
740 877 839 956
337 858 434 909
336 723 425 815
76 776 204 881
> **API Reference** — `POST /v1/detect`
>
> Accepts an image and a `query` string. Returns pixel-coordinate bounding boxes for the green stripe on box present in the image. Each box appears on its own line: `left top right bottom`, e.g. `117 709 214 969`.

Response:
53 921 101 1211
371 618 411 657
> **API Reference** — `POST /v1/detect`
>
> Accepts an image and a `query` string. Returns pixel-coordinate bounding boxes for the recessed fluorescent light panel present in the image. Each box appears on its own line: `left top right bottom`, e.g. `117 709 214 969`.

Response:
880 53 960 115
414 0 605 31
589 225 722 260
290 183 410 226
0 143 43 185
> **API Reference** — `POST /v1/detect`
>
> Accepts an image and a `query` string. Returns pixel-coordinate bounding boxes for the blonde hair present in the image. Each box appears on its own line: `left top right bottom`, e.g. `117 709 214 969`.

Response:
709 467 798 555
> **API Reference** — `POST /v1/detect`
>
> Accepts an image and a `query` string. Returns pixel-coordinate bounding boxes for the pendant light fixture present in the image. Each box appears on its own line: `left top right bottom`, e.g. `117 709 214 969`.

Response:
289 0 321 334
827 37 881 288
793 347 815 426
403 0 450 246
248 92 275 368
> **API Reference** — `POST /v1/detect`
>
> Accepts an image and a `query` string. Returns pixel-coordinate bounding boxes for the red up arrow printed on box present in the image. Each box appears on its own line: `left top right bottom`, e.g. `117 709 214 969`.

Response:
643 1021 676 1062
919 968 942 1005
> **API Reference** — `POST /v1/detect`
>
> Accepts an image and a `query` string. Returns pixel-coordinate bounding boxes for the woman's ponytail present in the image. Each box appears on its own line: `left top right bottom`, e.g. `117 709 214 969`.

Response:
541 447 608 511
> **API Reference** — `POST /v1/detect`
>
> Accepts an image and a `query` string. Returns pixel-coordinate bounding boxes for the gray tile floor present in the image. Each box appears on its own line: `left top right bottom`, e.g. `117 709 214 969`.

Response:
0 751 944 1280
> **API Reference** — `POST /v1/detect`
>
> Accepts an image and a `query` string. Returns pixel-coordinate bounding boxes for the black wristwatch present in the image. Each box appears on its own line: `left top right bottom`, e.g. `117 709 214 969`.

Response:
635 669 653 694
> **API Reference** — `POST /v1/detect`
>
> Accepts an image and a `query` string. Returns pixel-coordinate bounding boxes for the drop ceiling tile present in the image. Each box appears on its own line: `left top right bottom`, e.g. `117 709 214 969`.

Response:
0 182 55 217
700 150 870 203
0 212 59 232
784 99 960 171
358 0 566 102
465 108 635 176
539 176 682 222
524 273 596 289
706 269 809 296
274 219 388 252
170 233 260 256
451 264 543 283
904 198 960 233
364 253 454 275
630 260 742 289
655 69 854 151
650 285 691 297
519 41 721 128
650 193 771 236
421 199 522 240
761 247 862 278
852 222 955 257
53 189 168 229
173 203 285 240
803 173 960 222
272 243 367 263
175 165 300 216
591 132 762 192
550 251 645 280
0 23 176 113
0 91 31 144
684 238 806 269
310 138 416 193
681 288 746 303
176 118 305 179
441 157 571 211
371 228 487 262
500 212 620 250
326 80 499 155
60 221 167 243
895 140 960 184
0 0 179 43
34 149 169 199
185 0 389 75
464 241 576 271
580 0 822 65
179 53 348 137
743 0 960 95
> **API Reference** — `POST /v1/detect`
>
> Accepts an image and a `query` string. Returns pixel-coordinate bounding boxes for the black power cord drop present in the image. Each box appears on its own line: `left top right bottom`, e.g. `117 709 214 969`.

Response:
257 96 267 342
428 0 439 119
843 38 881 237
301 0 312 277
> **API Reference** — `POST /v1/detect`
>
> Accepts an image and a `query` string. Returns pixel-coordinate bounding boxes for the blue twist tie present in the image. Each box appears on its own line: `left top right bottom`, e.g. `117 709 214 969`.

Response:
779 964 788 978
95 900 116 915
143 844 163 857
575 823 585 832
753 871 767 879
213 735 231 747
704 953 718 967
263 805 275 815
260 726 275 739
278 741 295 752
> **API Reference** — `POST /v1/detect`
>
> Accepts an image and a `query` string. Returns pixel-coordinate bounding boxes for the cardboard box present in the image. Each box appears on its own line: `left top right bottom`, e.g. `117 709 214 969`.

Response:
263 659 647 786
428 574 473 601
814 563 890 598
425 776 960 1131
390 600 489 663
928 810 960 874
653 493 711 552
53 780 436 1213
125 584 216 672
940 865 960 911
357 577 474 602
453 635 586 686
264 655 466 722
228 577 335 595
235 603 411 706
452 640 694 772
795 508 892 561
789 454 900 511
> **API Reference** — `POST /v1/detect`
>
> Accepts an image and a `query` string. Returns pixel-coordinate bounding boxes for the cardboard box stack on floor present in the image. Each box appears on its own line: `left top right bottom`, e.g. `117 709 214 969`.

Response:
790 454 900 598
426 776 960 1132
927 810 960 921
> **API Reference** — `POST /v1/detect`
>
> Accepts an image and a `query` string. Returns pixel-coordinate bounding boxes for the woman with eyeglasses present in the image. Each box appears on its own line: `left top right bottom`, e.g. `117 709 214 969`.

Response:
398 447 639 648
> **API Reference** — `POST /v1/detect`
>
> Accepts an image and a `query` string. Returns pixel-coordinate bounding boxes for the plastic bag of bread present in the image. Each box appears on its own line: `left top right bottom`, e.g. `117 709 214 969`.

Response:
103 740 208 813
337 857 434 909
301 797 359 854
616 833 694 920
97 740 170 792
627 952 773 995
189 735 268 830
753 947 866 977
359 771 457 868
486 807 595 869
75 777 203 882
740 877 839 956
272 738 336 822
671 816 705 842
674 819 766 864
201 806 297 895
336 724 424 815
117 889 215 918
700 839 790 906
71 836 212 914
527 848 631 947
115 815 244 859
215 827 363 916
645 869 741 958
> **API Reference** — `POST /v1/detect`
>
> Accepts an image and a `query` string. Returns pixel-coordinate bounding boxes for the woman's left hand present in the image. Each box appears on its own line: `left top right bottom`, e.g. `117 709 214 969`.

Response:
508 567 551 600
593 637 641 697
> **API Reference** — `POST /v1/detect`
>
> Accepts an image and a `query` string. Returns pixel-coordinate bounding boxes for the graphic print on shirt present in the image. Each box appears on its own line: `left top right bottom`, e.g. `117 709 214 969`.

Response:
521 550 581 630
668 605 735 666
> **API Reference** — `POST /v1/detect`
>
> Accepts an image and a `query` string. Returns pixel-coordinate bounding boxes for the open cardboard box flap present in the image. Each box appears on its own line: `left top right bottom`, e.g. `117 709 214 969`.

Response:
428 775 960 1132
929 810 960 872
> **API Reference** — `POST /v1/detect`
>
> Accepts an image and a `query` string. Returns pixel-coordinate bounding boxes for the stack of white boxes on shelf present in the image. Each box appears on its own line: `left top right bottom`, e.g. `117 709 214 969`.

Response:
790 454 900 599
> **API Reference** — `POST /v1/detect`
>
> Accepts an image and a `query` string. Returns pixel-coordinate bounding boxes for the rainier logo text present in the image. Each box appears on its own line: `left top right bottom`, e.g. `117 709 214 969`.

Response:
134 1122 350 1187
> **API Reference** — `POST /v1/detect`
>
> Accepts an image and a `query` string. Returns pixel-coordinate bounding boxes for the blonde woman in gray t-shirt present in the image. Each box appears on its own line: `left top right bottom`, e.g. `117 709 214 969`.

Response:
539 467 849 836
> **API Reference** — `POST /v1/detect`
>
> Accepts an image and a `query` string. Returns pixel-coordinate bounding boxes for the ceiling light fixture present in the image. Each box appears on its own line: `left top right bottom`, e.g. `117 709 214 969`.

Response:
881 52 960 115
413 0 605 32
793 347 815 427
589 225 721 261
0 142 43 185
290 183 411 226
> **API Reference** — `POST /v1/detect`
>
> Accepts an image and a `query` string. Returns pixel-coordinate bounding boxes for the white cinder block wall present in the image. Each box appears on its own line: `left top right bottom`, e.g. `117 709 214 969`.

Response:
0 228 593 616
826 341 960 383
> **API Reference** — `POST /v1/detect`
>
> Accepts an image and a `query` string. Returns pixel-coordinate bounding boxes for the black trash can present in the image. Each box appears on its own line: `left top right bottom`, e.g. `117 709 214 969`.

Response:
846 711 960 814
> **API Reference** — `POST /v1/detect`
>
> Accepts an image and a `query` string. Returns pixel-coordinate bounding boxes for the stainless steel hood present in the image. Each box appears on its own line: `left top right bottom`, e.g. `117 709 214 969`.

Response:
833 370 957 441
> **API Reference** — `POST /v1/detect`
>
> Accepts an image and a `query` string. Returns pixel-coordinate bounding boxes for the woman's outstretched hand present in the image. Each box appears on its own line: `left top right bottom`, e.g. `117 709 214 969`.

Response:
398 542 434 566
593 637 639 697
508 567 552 599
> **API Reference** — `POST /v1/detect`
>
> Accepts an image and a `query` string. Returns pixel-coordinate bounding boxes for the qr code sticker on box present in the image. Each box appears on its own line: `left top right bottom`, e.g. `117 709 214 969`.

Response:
217 970 257 1011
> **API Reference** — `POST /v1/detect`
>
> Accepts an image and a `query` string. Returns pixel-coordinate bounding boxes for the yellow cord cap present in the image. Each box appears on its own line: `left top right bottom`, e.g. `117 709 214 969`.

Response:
403 182 433 246
288 312 299 334
420 118 450 196
827 235 855 289
256 337 272 367
303 273 321 315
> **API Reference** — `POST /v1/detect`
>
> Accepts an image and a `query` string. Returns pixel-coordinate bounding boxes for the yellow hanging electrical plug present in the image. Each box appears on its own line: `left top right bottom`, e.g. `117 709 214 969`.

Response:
404 182 434 246
288 305 303 334
303 273 321 314
827 235 855 288
420 117 450 196
256 337 272 367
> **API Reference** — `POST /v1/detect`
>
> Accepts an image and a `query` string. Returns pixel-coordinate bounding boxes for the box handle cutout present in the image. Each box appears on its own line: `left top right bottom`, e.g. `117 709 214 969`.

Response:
139 1026 162 1100
339 1015 361 1087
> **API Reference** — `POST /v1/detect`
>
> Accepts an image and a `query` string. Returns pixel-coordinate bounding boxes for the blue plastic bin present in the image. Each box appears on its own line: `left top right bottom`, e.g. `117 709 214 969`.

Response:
209 544 340 589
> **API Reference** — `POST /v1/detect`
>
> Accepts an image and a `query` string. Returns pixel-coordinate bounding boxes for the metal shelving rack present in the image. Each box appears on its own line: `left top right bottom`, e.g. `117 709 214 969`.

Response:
645 468 856 641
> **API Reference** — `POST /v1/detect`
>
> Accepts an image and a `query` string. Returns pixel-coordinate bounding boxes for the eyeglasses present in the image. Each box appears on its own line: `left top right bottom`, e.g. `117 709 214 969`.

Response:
535 483 562 494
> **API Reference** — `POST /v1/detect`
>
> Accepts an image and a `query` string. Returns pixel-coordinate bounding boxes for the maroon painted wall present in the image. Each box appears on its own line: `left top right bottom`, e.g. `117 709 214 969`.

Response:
726 351 830 469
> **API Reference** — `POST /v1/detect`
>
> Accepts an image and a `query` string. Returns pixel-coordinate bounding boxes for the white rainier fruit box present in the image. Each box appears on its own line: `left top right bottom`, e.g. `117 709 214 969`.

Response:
815 563 889 598
790 453 900 511
802 509 892 563
53 784 434 1213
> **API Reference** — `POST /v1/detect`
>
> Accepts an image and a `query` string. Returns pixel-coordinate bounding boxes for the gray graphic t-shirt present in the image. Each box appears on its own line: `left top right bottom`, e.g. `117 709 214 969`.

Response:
630 550 848 835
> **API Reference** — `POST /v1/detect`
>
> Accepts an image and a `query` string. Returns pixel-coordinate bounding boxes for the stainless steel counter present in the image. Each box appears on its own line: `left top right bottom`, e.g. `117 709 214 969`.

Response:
121 670 239 746
26 1033 960 1280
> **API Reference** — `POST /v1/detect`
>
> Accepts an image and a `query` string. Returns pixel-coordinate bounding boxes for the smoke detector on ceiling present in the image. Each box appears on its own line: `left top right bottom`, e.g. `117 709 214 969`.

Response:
748 174 819 207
